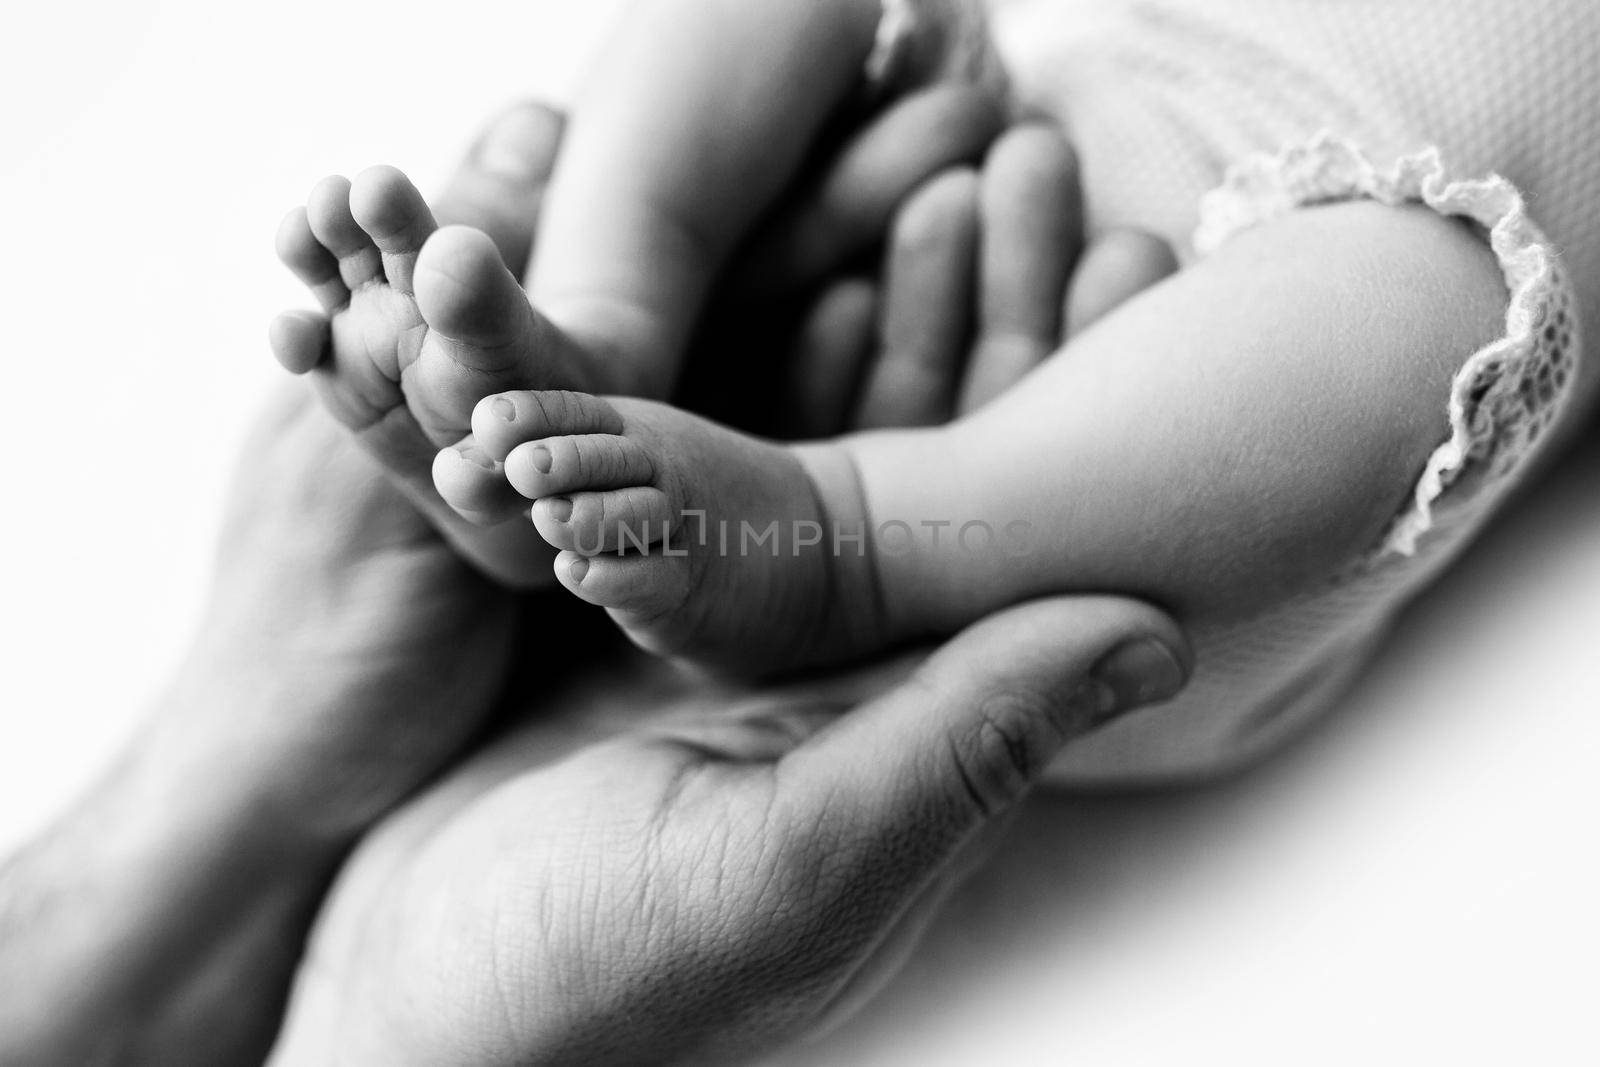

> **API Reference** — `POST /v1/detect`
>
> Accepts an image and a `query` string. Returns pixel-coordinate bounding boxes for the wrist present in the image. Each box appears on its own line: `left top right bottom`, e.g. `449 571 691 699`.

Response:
0 679 343 1065
140 647 363 857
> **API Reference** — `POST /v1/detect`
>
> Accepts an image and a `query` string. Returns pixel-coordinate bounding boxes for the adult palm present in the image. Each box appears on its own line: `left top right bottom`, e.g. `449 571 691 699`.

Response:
269 599 1186 1066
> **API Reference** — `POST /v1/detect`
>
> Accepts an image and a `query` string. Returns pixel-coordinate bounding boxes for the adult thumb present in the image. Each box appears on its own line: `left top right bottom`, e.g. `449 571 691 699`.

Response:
791 595 1190 848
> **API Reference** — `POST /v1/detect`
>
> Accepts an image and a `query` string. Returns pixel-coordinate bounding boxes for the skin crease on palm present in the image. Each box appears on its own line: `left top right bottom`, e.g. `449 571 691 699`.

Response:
0 93 1186 1067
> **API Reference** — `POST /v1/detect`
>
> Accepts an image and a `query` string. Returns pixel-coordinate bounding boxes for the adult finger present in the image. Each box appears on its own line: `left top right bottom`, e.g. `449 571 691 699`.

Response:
431 101 566 279
790 595 1190 861
737 84 1003 297
958 124 1081 414
853 167 980 429
778 278 879 438
1064 228 1180 337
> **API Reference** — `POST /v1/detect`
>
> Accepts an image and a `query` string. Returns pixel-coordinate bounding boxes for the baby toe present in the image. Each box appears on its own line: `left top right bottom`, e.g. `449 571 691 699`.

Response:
268 309 330 374
472 389 627 460
306 174 383 288
533 486 674 555
350 165 437 293
432 441 530 524
504 434 657 499
555 550 691 625
276 206 347 312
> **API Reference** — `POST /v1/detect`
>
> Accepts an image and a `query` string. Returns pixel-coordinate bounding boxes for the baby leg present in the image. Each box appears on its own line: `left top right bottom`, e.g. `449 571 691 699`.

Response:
466 198 1508 679
850 198 1509 634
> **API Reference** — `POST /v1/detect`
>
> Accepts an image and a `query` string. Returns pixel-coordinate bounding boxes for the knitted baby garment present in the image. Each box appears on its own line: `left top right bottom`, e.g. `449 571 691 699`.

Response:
886 0 1596 785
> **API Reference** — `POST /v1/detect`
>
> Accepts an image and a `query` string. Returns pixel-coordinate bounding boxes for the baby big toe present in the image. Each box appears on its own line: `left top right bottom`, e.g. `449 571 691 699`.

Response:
413 226 539 355
433 441 531 524
415 230 610 398
471 389 626 461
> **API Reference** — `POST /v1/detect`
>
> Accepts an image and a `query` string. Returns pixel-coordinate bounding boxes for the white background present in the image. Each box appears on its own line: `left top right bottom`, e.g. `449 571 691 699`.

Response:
2 1 1598 1063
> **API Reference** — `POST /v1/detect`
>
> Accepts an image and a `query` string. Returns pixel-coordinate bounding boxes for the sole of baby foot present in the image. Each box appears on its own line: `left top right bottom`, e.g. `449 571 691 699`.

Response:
465 388 885 677
270 166 610 587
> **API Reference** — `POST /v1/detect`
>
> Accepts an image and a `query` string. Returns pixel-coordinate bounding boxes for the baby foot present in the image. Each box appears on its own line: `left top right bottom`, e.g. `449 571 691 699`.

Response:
270 166 601 585
464 389 886 676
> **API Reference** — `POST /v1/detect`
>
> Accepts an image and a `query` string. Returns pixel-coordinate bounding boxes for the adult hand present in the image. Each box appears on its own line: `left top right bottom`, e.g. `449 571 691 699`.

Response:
0 90 1029 1066
772 123 1182 436
270 597 1190 1066
644 81 1011 432
0 106 572 1067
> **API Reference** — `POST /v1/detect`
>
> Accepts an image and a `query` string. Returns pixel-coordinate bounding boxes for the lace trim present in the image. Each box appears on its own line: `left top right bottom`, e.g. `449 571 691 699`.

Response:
1195 133 1576 558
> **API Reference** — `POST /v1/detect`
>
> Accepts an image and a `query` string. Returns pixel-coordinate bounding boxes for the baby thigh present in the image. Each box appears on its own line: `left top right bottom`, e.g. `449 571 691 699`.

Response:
854 199 1508 633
